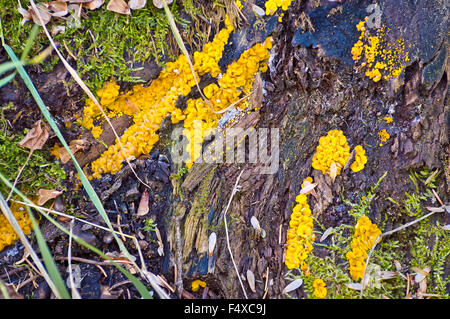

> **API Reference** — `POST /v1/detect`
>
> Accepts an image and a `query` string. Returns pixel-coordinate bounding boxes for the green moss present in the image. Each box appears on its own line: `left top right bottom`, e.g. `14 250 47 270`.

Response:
1 1 189 92
0 112 66 199
288 169 449 299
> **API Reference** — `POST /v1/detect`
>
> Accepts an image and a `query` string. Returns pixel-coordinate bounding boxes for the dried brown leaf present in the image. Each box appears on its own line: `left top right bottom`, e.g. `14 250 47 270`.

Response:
250 216 261 230
320 227 333 242
440 224 450 231
152 0 173 9
346 282 363 290
45 1 68 17
137 189 149 216
251 4 265 16
300 182 317 194
37 189 63 206
83 0 105 10
426 206 445 213
208 232 216 256
58 139 87 163
29 5 52 26
106 0 130 15
379 271 398 280
282 279 302 294
394 260 402 272
129 0 146 10
246 270 256 293
18 120 50 151
330 161 337 183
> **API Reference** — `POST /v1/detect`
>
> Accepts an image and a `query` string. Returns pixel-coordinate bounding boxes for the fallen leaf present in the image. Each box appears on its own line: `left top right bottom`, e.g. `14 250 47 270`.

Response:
320 227 334 242
18 6 32 25
346 282 363 290
45 1 68 17
29 5 52 26
18 120 50 151
37 189 63 206
152 0 173 9
440 224 450 231
300 182 317 194
282 279 302 294
208 232 216 256
137 189 149 216
83 0 105 10
426 206 445 213
394 260 402 272
51 25 66 35
251 4 265 16
106 0 130 15
379 271 398 280
330 162 337 183
250 216 261 230
246 270 256 293
58 139 87 163
129 0 146 10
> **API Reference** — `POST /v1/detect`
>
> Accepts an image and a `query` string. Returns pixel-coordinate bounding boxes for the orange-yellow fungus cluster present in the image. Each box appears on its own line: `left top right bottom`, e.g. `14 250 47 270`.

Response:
0 202 33 252
191 279 207 292
312 278 327 299
182 37 273 168
350 145 367 173
311 130 351 177
351 19 410 82
383 115 393 124
345 216 381 281
285 177 315 272
265 0 293 15
378 129 390 142
83 16 236 178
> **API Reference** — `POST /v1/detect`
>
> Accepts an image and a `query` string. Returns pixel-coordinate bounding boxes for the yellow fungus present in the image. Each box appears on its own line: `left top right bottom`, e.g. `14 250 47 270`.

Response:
346 216 381 281
311 130 351 177
350 145 367 173
312 278 327 299
191 279 207 292
0 202 34 252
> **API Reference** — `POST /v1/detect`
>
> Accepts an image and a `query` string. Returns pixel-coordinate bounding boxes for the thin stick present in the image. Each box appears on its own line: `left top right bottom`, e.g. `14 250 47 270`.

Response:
28 0 153 193
6 150 32 201
12 200 135 239
359 210 441 298
223 169 248 299
68 220 81 299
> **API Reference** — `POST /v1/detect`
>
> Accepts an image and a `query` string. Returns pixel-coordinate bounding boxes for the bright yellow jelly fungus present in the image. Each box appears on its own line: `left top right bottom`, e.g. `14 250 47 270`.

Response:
0 202 34 252
312 278 327 299
183 37 272 168
191 279 207 292
384 116 393 124
346 216 381 281
265 0 293 15
311 130 351 177
378 129 390 142
350 145 367 173
85 16 235 179
285 177 315 272
351 19 410 82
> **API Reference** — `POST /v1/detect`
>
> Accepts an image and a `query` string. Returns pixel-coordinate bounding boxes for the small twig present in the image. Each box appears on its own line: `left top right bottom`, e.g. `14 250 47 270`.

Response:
174 215 184 298
6 150 33 201
359 210 442 298
223 169 248 299
68 220 81 299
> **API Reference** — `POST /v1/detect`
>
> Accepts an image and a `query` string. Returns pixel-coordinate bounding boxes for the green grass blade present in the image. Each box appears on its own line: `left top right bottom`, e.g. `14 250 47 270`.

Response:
26 206 71 299
0 188 64 298
0 71 16 88
0 280 10 299
1 37 132 263
0 61 22 76
21 24 40 62
0 174 152 299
